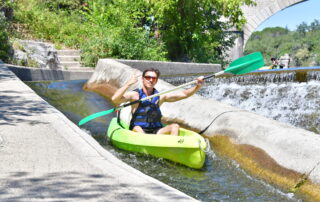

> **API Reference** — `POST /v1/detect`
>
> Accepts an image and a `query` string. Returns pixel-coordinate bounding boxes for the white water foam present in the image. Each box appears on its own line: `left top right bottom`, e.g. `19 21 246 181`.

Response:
201 80 320 134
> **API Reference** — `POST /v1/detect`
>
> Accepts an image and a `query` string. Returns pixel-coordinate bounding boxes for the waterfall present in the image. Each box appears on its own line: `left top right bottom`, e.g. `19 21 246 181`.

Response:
210 72 296 84
307 71 320 81
200 81 320 134
163 71 320 134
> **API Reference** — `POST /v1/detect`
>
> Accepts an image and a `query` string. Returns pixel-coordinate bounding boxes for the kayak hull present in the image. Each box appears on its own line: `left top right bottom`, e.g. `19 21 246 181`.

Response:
107 118 206 169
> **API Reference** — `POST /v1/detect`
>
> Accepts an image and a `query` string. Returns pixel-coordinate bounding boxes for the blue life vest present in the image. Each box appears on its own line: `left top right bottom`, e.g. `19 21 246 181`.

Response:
130 88 163 130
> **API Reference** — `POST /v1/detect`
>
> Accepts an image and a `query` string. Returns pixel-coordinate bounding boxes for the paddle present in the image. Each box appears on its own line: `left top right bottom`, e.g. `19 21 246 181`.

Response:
78 52 264 126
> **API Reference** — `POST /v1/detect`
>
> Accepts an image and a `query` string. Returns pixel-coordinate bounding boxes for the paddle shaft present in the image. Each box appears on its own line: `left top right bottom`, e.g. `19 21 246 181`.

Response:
78 71 223 126
118 70 224 109
78 52 264 126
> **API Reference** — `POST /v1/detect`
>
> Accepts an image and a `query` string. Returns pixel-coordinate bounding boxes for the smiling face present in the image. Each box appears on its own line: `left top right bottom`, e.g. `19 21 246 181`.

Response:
142 71 158 89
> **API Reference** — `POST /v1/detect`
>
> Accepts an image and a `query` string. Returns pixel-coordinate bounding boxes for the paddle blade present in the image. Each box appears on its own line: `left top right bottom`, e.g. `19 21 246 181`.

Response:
78 108 116 126
225 52 264 75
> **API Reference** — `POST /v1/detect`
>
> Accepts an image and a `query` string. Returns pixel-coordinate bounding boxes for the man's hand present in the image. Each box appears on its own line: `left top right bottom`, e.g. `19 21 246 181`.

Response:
112 72 141 104
126 73 140 86
196 76 205 87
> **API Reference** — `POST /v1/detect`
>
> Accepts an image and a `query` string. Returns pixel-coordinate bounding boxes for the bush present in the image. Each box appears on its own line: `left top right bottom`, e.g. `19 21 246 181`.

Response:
14 1 86 48
245 22 320 67
0 13 11 62
13 0 167 66
80 25 167 67
41 0 86 12
13 0 252 65
79 0 167 67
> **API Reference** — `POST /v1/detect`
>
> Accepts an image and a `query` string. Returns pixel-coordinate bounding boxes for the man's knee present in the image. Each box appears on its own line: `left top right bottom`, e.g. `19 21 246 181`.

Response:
171 123 179 130
132 126 144 133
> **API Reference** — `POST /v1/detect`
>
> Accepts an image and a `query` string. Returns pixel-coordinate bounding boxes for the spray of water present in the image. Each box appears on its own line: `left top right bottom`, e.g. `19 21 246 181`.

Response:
200 75 320 134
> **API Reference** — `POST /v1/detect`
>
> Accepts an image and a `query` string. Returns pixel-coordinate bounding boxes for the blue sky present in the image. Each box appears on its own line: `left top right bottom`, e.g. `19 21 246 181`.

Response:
256 0 320 31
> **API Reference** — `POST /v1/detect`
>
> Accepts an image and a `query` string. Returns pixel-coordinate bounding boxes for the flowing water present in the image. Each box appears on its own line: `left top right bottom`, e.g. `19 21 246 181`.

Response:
164 71 320 134
26 77 311 201
200 81 320 134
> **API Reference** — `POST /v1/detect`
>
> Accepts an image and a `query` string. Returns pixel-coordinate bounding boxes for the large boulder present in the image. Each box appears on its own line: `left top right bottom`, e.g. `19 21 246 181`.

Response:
12 40 62 69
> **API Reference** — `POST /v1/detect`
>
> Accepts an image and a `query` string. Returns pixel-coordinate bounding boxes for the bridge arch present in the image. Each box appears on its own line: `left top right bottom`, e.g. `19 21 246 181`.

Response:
242 0 307 44
229 0 307 60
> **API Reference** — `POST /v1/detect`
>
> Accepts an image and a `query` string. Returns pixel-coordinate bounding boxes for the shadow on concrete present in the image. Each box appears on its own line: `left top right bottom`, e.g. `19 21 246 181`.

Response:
0 90 50 126
0 171 181 201
0 73 16 81
0 172 120 201
0 66 17 81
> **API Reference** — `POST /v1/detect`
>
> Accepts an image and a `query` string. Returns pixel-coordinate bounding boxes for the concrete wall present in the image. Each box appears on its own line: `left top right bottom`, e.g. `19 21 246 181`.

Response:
6 64 93 81
116 59 221 76
86 59 320 191
5 60 221 81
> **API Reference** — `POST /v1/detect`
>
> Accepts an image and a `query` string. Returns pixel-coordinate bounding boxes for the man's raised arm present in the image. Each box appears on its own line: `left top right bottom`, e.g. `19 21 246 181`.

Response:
111 75 139 104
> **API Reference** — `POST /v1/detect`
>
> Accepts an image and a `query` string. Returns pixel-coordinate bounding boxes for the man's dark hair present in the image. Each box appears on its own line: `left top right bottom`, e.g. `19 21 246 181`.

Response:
142 68 160 78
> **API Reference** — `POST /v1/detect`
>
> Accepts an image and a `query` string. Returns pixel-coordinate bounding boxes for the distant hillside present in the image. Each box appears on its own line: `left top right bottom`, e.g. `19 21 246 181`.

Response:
244 20 320 67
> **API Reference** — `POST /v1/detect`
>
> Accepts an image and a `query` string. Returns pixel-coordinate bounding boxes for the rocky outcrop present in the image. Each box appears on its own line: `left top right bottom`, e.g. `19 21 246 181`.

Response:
12 40 62 69
85 59 320 200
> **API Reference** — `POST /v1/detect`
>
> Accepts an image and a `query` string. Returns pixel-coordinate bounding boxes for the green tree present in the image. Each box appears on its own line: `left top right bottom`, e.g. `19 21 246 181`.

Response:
245 27 291 64
149 0 255 63
11 0 255 65
310 19 320 32
245 21 320 67
0 0 15 19
79 0 167 66
0 15 11 61
0 1 13 62
296 22 308 36
294 48 310 66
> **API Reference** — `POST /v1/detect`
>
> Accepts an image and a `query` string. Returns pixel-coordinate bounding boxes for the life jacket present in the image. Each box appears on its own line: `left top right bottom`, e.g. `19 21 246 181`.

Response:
130 88 162 130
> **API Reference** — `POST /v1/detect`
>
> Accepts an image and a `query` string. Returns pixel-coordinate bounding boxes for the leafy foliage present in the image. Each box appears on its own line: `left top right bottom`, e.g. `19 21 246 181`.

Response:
0 0 14 62
14 0 87 48
0 15 11 61
148 0 255 63
10 0 255 66
245 21 320 67
79 0 167 67
41 0 87 12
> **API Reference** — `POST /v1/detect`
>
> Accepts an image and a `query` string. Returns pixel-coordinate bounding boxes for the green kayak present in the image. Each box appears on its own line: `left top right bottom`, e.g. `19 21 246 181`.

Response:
107 118 207 169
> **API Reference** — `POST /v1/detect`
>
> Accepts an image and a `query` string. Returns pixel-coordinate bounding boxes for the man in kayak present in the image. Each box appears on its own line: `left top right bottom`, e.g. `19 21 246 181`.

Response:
112 68 204 136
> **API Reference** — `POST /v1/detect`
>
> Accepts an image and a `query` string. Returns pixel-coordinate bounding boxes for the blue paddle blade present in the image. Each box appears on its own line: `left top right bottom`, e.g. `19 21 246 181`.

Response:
225 52 264 75
78 108 116 126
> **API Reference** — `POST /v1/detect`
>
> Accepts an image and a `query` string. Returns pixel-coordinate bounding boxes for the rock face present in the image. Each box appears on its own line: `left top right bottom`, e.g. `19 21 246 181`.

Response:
13 40 62 69
85 59 320 195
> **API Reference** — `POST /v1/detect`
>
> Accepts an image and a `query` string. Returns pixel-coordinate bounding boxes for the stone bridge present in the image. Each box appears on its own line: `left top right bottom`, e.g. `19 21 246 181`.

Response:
229 0 307 60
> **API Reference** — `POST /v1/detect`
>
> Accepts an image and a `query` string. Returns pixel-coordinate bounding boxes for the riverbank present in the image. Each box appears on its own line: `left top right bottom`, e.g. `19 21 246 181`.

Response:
0 62 197 201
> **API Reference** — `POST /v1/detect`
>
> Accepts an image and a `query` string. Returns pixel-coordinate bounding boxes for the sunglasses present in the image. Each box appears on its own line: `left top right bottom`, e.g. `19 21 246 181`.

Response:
144 75 158 81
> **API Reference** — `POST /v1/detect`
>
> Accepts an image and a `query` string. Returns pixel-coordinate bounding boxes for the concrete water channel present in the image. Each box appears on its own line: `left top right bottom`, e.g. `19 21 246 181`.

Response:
2 60 320 201
26 79 297 201
0 63 196 201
